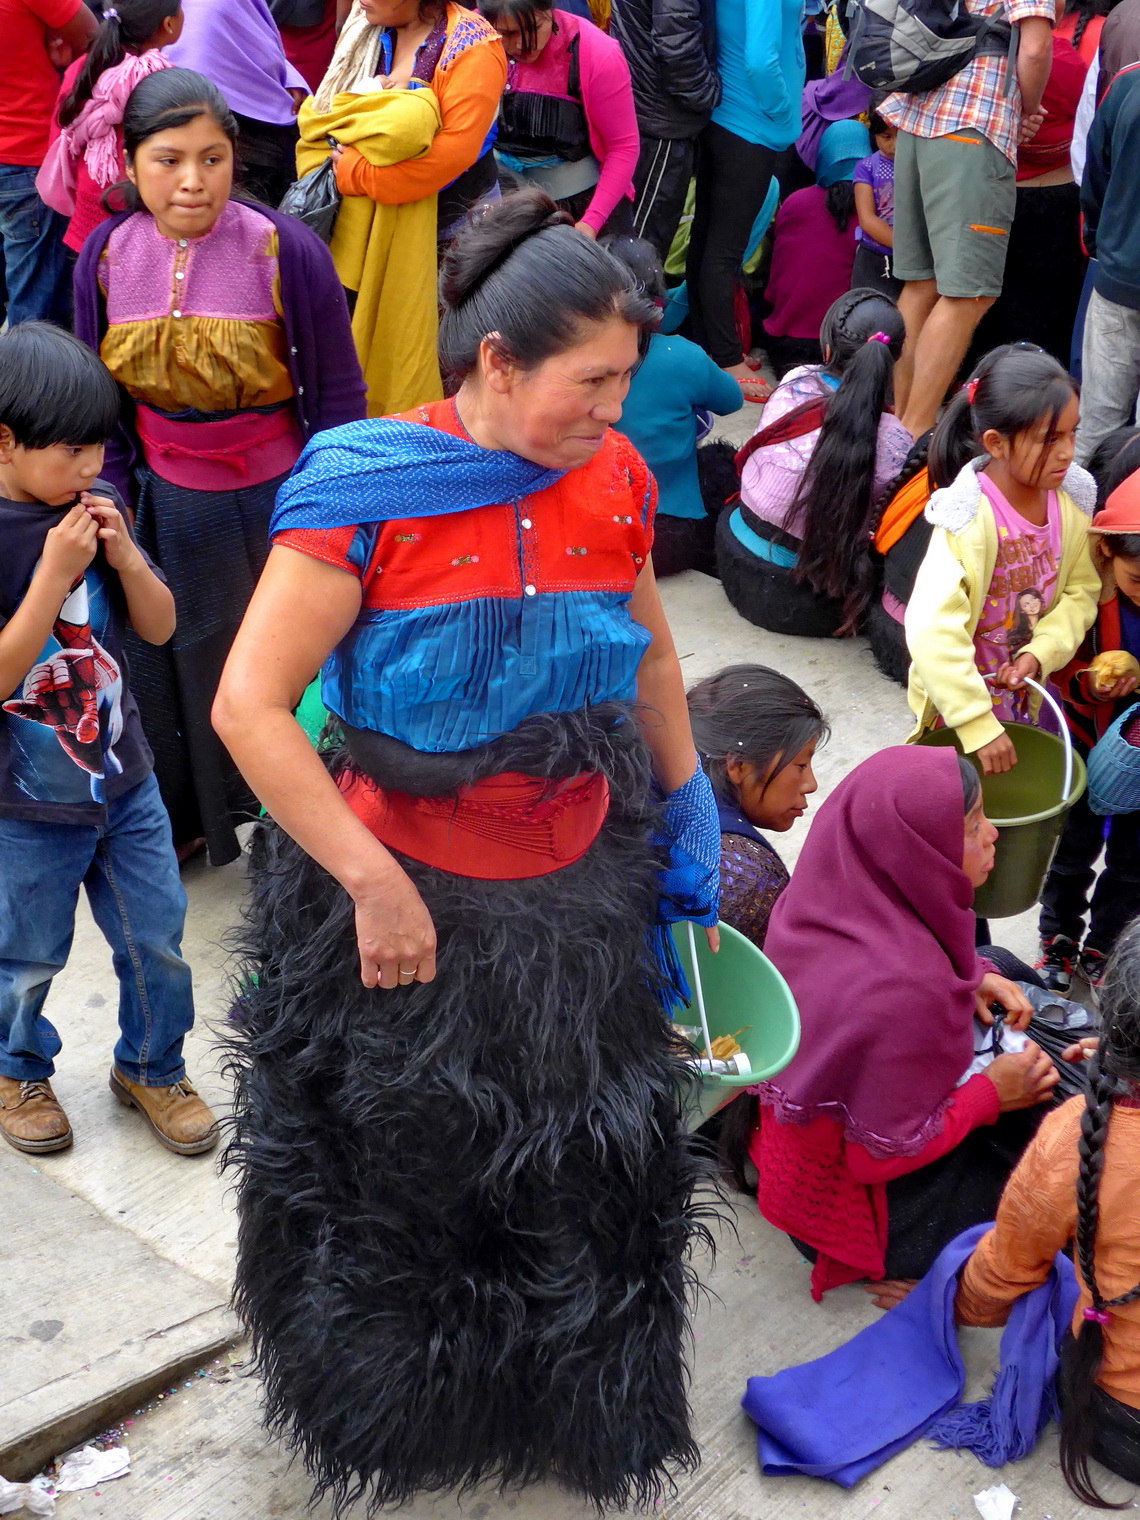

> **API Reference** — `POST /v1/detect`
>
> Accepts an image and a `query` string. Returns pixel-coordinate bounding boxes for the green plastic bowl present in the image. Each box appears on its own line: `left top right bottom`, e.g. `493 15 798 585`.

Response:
670 920 800 1131
916 722 1086 918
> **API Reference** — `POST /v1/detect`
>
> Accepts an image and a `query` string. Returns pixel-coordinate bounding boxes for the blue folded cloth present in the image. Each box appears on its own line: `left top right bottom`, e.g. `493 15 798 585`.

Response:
742 1223 1078 1487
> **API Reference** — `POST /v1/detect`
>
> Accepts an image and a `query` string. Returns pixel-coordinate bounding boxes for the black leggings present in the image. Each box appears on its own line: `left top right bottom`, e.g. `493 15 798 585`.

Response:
686 121 777 368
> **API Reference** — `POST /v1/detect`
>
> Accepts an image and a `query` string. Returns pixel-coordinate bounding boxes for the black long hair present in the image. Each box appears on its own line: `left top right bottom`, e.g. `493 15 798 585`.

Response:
686 664 829 807
438 189 657 385
1059 920 1140 1507
825 180 856 233
786 287 906 633
58 0 181 128
110 68 239 212
928 344 1078 490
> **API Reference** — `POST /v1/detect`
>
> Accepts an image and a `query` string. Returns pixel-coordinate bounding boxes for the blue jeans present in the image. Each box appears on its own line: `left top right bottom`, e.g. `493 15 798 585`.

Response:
0 162 72 328
0 773 195 1085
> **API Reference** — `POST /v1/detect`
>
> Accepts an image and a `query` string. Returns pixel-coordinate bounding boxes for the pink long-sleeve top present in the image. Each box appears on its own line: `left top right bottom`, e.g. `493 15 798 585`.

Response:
507 9 640 232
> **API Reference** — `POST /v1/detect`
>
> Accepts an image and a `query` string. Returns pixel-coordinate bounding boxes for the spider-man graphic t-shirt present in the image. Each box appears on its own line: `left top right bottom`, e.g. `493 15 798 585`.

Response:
0 482 157 823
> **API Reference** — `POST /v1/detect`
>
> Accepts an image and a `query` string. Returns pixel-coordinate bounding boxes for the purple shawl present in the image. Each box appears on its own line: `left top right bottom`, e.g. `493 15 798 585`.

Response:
166 0 308 124
794 69 873 172
759 746 985 1159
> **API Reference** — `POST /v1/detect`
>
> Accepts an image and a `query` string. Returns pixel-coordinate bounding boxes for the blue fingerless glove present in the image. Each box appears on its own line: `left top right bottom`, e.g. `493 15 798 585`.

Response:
654 764 721 928
649 765 721 1014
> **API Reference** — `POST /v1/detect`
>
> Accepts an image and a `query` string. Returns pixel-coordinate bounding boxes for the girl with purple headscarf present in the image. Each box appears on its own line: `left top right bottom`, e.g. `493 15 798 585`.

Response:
724 746 1061 1302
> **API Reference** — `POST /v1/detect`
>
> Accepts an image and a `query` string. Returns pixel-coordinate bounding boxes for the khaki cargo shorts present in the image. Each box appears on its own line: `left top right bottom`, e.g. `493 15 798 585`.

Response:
892 128 1016 299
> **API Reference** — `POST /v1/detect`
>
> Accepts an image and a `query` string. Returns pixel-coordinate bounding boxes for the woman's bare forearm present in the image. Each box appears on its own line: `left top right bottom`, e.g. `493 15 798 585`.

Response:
217 698 405 899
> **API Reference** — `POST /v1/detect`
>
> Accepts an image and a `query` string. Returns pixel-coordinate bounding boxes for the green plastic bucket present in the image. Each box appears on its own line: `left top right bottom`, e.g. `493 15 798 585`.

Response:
916 680 1086 919
670 920 800 1131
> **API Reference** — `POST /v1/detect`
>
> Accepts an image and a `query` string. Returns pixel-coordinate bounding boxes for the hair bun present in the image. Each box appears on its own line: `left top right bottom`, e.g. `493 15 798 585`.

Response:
440 188 572 310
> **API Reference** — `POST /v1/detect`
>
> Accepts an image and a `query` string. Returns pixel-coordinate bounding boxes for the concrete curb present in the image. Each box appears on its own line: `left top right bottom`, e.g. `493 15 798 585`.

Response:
1 1306 242 1482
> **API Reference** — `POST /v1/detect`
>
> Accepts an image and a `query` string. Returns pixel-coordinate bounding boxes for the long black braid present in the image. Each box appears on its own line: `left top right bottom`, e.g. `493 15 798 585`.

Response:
1060 921 1140 1507
785 287 905 634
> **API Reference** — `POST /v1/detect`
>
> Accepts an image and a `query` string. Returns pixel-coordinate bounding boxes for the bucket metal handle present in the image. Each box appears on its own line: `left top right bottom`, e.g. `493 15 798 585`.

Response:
983 673 1073 804
685 919 715 1059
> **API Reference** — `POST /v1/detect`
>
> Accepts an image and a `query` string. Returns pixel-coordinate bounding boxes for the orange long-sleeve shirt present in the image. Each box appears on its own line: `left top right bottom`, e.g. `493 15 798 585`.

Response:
956 1094 1140 1409
335 9 506 206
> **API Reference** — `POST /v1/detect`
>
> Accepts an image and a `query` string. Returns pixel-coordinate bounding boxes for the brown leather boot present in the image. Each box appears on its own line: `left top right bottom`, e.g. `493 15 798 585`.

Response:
109 1068 219 1155
0 1075 73 1153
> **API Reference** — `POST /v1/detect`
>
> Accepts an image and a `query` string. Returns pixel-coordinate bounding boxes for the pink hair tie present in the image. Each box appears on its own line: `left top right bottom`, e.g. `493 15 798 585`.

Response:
868 331 891 344
966 378 979 405
1084 1306 1111 1324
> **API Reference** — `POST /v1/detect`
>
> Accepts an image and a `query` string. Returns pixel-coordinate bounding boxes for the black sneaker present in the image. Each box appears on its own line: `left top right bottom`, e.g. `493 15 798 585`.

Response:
1036 934 1077 994
1077 945 1108 994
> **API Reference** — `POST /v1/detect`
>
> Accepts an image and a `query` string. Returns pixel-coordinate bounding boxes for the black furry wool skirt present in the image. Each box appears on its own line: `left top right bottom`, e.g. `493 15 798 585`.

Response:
224 707 712 1514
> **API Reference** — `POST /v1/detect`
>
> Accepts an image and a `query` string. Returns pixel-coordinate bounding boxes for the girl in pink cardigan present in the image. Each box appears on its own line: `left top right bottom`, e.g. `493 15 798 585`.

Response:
479 0 640 236
37 0 181 254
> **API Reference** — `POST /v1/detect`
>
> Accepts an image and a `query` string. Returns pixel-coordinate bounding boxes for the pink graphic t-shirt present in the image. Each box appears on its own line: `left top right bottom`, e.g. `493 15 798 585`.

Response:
973 473 1061 725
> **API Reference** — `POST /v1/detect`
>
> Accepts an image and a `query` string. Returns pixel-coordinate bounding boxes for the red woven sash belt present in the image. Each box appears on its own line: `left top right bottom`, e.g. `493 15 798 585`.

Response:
338 767 610 880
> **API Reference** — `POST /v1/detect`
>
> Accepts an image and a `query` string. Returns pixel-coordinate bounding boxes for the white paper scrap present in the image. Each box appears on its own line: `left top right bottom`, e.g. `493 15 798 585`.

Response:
973 1482 1017 1520
0 1475 55 1516
55 1445 130 1492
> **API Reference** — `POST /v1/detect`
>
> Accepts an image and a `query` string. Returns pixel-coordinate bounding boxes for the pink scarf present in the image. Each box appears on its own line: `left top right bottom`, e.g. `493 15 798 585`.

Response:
37 51 171 217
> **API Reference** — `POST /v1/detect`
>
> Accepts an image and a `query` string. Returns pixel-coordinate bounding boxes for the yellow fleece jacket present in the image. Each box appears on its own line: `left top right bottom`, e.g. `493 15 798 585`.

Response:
905 461 1101 753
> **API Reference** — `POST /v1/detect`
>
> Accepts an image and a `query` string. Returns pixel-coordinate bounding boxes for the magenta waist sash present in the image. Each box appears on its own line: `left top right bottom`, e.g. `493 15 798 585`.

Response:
135 404 303 491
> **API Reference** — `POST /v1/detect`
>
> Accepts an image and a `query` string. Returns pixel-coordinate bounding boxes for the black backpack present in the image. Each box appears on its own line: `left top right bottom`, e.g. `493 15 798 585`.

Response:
841 0 1016 95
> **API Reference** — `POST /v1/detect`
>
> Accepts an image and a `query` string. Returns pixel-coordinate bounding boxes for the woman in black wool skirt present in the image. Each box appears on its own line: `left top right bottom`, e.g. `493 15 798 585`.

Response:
213 188 722 1515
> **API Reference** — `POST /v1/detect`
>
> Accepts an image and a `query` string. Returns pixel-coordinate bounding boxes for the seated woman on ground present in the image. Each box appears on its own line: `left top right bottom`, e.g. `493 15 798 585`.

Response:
717 288 911 639
603 235 743 578
722 745 1061 1303
955 923 1140 1508
686 665 827 949
759 118 868 380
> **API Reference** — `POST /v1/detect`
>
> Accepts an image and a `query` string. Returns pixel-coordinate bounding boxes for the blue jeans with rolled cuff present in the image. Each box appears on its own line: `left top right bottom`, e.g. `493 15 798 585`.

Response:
0 773 195 1086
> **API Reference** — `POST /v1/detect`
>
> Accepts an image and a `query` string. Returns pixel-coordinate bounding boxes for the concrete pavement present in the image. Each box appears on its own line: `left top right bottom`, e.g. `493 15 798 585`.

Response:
5 411 1106 1517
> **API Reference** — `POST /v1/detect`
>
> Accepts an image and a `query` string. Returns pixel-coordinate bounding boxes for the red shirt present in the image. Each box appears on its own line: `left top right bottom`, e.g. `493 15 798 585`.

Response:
0 0 81 166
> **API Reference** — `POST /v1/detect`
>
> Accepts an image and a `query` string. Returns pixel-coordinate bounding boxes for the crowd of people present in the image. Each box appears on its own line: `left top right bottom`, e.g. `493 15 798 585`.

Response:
6 0 1140 1508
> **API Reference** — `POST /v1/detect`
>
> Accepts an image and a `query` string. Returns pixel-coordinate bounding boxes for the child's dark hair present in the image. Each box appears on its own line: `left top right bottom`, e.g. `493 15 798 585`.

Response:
686 664 829 806
1058 918 1140 1507
825 180 856 234
1087 426 1140 510
928 344 1078 490
58 0 181 128
599 234 667 304
786 287 906 633
112 69 238 212
0 322 120 449
868 105 892 140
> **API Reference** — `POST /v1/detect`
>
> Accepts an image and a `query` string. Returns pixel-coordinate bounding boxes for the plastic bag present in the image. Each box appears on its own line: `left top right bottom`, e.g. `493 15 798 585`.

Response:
0 1475 55 1516
278 154 341 245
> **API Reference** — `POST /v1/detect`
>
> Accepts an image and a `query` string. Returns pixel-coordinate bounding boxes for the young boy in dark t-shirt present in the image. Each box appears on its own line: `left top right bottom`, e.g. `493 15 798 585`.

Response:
0 322 216 1157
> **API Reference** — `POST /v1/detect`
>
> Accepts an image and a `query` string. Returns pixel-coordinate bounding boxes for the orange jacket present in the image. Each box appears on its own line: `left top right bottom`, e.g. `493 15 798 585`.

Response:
336 6 506 205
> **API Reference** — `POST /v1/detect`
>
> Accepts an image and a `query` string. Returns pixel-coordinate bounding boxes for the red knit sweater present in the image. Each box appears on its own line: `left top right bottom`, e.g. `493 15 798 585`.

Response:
750 1073 1001 1300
